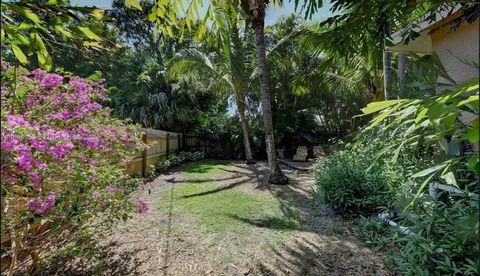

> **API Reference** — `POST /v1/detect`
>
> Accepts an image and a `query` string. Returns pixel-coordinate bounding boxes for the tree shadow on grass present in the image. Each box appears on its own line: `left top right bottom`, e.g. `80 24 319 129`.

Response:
217 162 394 275
225 214 300 231
165 175 245 184
179 177 252 198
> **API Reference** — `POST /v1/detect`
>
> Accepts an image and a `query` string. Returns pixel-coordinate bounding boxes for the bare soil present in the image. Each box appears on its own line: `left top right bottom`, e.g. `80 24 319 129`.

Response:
37 161 396 276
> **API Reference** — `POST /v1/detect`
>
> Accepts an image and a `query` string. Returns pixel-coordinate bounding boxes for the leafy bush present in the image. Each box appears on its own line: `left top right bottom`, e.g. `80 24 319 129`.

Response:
396 195 479 275
0 63 146 272
350 77 480 275
314 150 400 216
155 151 205 172
355 194 479 275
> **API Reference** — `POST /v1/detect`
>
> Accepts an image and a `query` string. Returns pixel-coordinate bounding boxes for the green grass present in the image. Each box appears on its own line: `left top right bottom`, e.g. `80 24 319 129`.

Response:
159 161 299 237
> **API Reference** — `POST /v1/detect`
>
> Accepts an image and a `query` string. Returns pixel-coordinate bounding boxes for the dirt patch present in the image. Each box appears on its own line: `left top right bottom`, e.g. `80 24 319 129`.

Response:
37 160 395 275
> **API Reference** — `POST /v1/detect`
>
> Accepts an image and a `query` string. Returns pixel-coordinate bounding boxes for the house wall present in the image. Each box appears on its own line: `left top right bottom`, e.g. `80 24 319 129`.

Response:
431 19 479 85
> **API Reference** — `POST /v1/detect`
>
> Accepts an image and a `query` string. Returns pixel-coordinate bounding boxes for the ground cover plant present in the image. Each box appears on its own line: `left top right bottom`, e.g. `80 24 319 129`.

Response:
154 151 205 173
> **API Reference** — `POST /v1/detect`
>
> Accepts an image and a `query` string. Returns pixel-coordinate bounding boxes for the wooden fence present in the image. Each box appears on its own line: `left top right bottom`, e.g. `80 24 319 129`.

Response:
125 129 225 176
126 129 183 176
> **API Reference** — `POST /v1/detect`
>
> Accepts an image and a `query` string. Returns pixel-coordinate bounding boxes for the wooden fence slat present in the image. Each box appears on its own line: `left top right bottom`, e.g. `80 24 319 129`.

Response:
141 133 148 176
126 129 221 176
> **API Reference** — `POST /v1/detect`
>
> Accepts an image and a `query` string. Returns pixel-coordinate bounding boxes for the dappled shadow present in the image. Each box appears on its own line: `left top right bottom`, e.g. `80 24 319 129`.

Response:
179 177 252 198
165 175 244 184
226 214 300 231
252 235 394 276
215 162 328 233
34 237 148 275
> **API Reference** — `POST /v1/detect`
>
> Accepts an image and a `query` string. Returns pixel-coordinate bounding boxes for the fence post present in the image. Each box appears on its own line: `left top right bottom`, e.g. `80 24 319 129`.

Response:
166 132 170 158
204 134 207 153
141 132 148 177
182 134 185 151
177 133 181 153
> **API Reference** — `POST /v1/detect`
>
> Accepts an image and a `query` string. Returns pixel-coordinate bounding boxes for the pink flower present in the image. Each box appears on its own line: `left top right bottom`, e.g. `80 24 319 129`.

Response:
3 175 17 185
49 142 74 159
40 73 63 89
27 194 56 214
27 198 41 211
92 191 101 199
69 78 87 94
14 150 33 171
30 138 48 152
31 68 46 81
1 60 9 71
106 185 117 194
34 160 47 170
1 134 20 151
83 137 103 150
6 114 30 127
29 172 42 190
49 110 70 120
136 198 149 214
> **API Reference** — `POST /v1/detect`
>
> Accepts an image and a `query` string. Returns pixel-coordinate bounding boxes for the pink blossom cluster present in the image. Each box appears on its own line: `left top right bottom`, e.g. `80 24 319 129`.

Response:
137 198 149 214
1 63 147 217
27 194 56 215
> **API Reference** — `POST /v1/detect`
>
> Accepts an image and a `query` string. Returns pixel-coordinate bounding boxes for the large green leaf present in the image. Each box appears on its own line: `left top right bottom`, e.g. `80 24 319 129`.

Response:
76 27 103 41
457 95 479 108
365 102 403 129
9 5 41 25
11 44 28 64
412 163 448 178
360 99 406 115
462 118 479 143
125 0 142 10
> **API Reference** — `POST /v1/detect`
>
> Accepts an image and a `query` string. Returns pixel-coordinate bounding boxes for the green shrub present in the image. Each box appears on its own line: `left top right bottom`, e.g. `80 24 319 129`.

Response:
314 150 400 216
355 194 479 275
155 151 205 173
394 195 479 275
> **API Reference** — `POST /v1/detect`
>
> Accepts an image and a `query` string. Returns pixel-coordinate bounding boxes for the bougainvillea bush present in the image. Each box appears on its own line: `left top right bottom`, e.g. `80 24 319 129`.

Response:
0 62 147 272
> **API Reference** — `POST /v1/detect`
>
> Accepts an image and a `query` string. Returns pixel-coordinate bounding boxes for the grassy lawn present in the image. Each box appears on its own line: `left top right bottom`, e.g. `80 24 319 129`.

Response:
159 162 300 239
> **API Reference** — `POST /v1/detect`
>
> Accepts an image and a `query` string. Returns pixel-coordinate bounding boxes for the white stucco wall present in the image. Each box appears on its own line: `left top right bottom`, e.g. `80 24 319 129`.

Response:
431 20 479 85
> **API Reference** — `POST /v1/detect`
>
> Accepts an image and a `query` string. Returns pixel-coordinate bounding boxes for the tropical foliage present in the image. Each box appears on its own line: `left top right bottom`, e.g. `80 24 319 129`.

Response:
1 0 479 274
315 76 479 274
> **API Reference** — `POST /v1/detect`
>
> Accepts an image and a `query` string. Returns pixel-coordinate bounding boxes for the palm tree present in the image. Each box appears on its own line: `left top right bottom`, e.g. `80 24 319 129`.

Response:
147 0 324 184
398 52 407 97
169 26 256 164
246 0 289 184
383 51 393 100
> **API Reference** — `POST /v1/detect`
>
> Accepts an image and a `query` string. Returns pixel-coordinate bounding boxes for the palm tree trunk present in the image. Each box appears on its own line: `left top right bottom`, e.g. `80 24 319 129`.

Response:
383 51 393 100
236 94 255 164
398 52 407 98
249 0 288 184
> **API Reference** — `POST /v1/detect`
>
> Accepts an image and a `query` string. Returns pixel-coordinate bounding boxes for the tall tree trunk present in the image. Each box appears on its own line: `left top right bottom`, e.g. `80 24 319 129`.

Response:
248 0 288 184
398 52 407 98
383 51 393 100
236 94 255 164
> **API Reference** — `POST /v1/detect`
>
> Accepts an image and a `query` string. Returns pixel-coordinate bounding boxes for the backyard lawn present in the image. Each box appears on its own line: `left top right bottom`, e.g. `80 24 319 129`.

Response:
39 161 393 275
2 1 478 275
